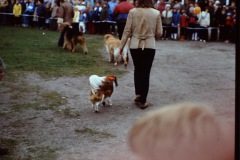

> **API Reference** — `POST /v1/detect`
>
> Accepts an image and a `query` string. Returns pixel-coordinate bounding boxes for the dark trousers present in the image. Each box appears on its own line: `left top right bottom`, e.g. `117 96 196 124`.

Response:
198 26 208 41
58 31 64 47
162 25 171 39
130 48 155 104
116 22 126 40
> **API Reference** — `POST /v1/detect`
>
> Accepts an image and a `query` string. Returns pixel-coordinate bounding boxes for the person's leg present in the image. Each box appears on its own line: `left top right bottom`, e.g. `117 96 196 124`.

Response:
131 48 155 104
58 31 64 47
117 22 126 40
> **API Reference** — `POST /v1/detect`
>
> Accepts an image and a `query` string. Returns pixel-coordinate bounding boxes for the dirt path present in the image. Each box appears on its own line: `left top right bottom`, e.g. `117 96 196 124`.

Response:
0 40 235 160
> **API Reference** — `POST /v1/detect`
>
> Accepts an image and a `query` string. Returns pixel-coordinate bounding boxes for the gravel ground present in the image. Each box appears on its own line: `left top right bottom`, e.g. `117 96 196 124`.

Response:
0 40 235 160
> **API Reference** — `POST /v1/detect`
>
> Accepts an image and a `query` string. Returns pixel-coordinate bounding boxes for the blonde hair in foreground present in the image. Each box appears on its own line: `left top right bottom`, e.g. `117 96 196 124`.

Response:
128 103 234 160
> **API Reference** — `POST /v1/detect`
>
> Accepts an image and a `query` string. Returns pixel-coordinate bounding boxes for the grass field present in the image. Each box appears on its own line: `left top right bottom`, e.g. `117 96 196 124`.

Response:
0 26 125 80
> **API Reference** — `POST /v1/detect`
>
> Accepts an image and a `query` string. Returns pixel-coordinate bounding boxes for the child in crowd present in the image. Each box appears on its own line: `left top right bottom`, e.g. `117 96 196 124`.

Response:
32 4 38 28
161 4 172 40
73 6 80 30
171 7 180 40
78 0 87 33
24 0 35 27
45 2 51 30
188 7 198 40
100 2 109 34
224 12 233 43
230 8 236 43
93 1 102 34
218 9 226 42
86 4 95 34
13 0 22 26
199 7 210 42
179 9 188 41
36 0 46 29
50 0 58 30
108 0 117 34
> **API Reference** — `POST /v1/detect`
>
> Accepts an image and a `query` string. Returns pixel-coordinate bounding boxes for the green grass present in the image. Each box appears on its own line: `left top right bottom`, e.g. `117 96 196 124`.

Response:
0 26 126 80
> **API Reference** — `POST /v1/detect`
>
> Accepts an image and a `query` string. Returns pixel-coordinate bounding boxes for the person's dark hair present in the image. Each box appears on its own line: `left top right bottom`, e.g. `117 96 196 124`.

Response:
137 0 154 8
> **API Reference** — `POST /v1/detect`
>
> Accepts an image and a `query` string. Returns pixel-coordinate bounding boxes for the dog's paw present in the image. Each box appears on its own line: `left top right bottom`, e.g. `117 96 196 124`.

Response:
114 62 117 66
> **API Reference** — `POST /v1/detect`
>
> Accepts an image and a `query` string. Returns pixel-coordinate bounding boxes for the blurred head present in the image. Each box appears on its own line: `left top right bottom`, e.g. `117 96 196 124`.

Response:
137 0 154 8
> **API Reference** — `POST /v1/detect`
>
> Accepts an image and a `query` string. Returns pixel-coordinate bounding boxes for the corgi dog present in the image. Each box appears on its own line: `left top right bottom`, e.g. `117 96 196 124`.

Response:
104 34 129 67
89 75 118 112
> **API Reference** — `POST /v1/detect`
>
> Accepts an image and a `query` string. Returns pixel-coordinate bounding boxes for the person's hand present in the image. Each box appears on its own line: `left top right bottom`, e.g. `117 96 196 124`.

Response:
120 49 123 55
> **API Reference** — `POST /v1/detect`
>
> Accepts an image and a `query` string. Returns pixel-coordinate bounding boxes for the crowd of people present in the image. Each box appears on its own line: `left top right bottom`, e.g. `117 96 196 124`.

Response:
0 0 236 43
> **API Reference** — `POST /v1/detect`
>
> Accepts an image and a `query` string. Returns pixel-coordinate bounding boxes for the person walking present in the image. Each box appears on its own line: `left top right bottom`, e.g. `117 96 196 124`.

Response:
119 0 162 109
113 0 134 40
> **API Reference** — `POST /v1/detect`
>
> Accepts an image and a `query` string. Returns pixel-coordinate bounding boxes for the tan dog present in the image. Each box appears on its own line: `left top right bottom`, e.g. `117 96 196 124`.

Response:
129 103 234 160
89 75 118 112
104 34 129 67
58 22 88 54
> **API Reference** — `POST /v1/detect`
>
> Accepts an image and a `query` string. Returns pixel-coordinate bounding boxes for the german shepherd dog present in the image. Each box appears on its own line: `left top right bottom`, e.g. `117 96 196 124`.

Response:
59 22 88 54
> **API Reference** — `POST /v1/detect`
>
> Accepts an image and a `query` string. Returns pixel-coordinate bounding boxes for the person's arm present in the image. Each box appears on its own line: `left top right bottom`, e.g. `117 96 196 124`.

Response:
119 9 133 50
155 13 163 40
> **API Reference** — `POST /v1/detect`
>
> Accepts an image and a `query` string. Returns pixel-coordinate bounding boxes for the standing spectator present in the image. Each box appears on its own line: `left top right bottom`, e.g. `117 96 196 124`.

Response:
100 2 108 34
208 0 216 41
24 0 35 27
229 1 235 13
108 0 117 34
93 1 102 34
57 0 74 47
218 8 226 42
161 4 172 40
199 6 210 42
73 6 80 30
156 0 165 14
171 7 180 40
7 0 15 25
57 0 74 25
230 8 236 43
0 0 9 25
44 2 51 29
172 0 181 12
208 0 214 26
194 2 201 41
179 9 188 40
49 0 58 30
113 0 134 40
77 0 87 33
187 7 198 40
181 0 190 15
32 4 38 27
119 0 162 109
224 12 232 43
13 0 22 26
86 4 94 34
36 0 46 29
